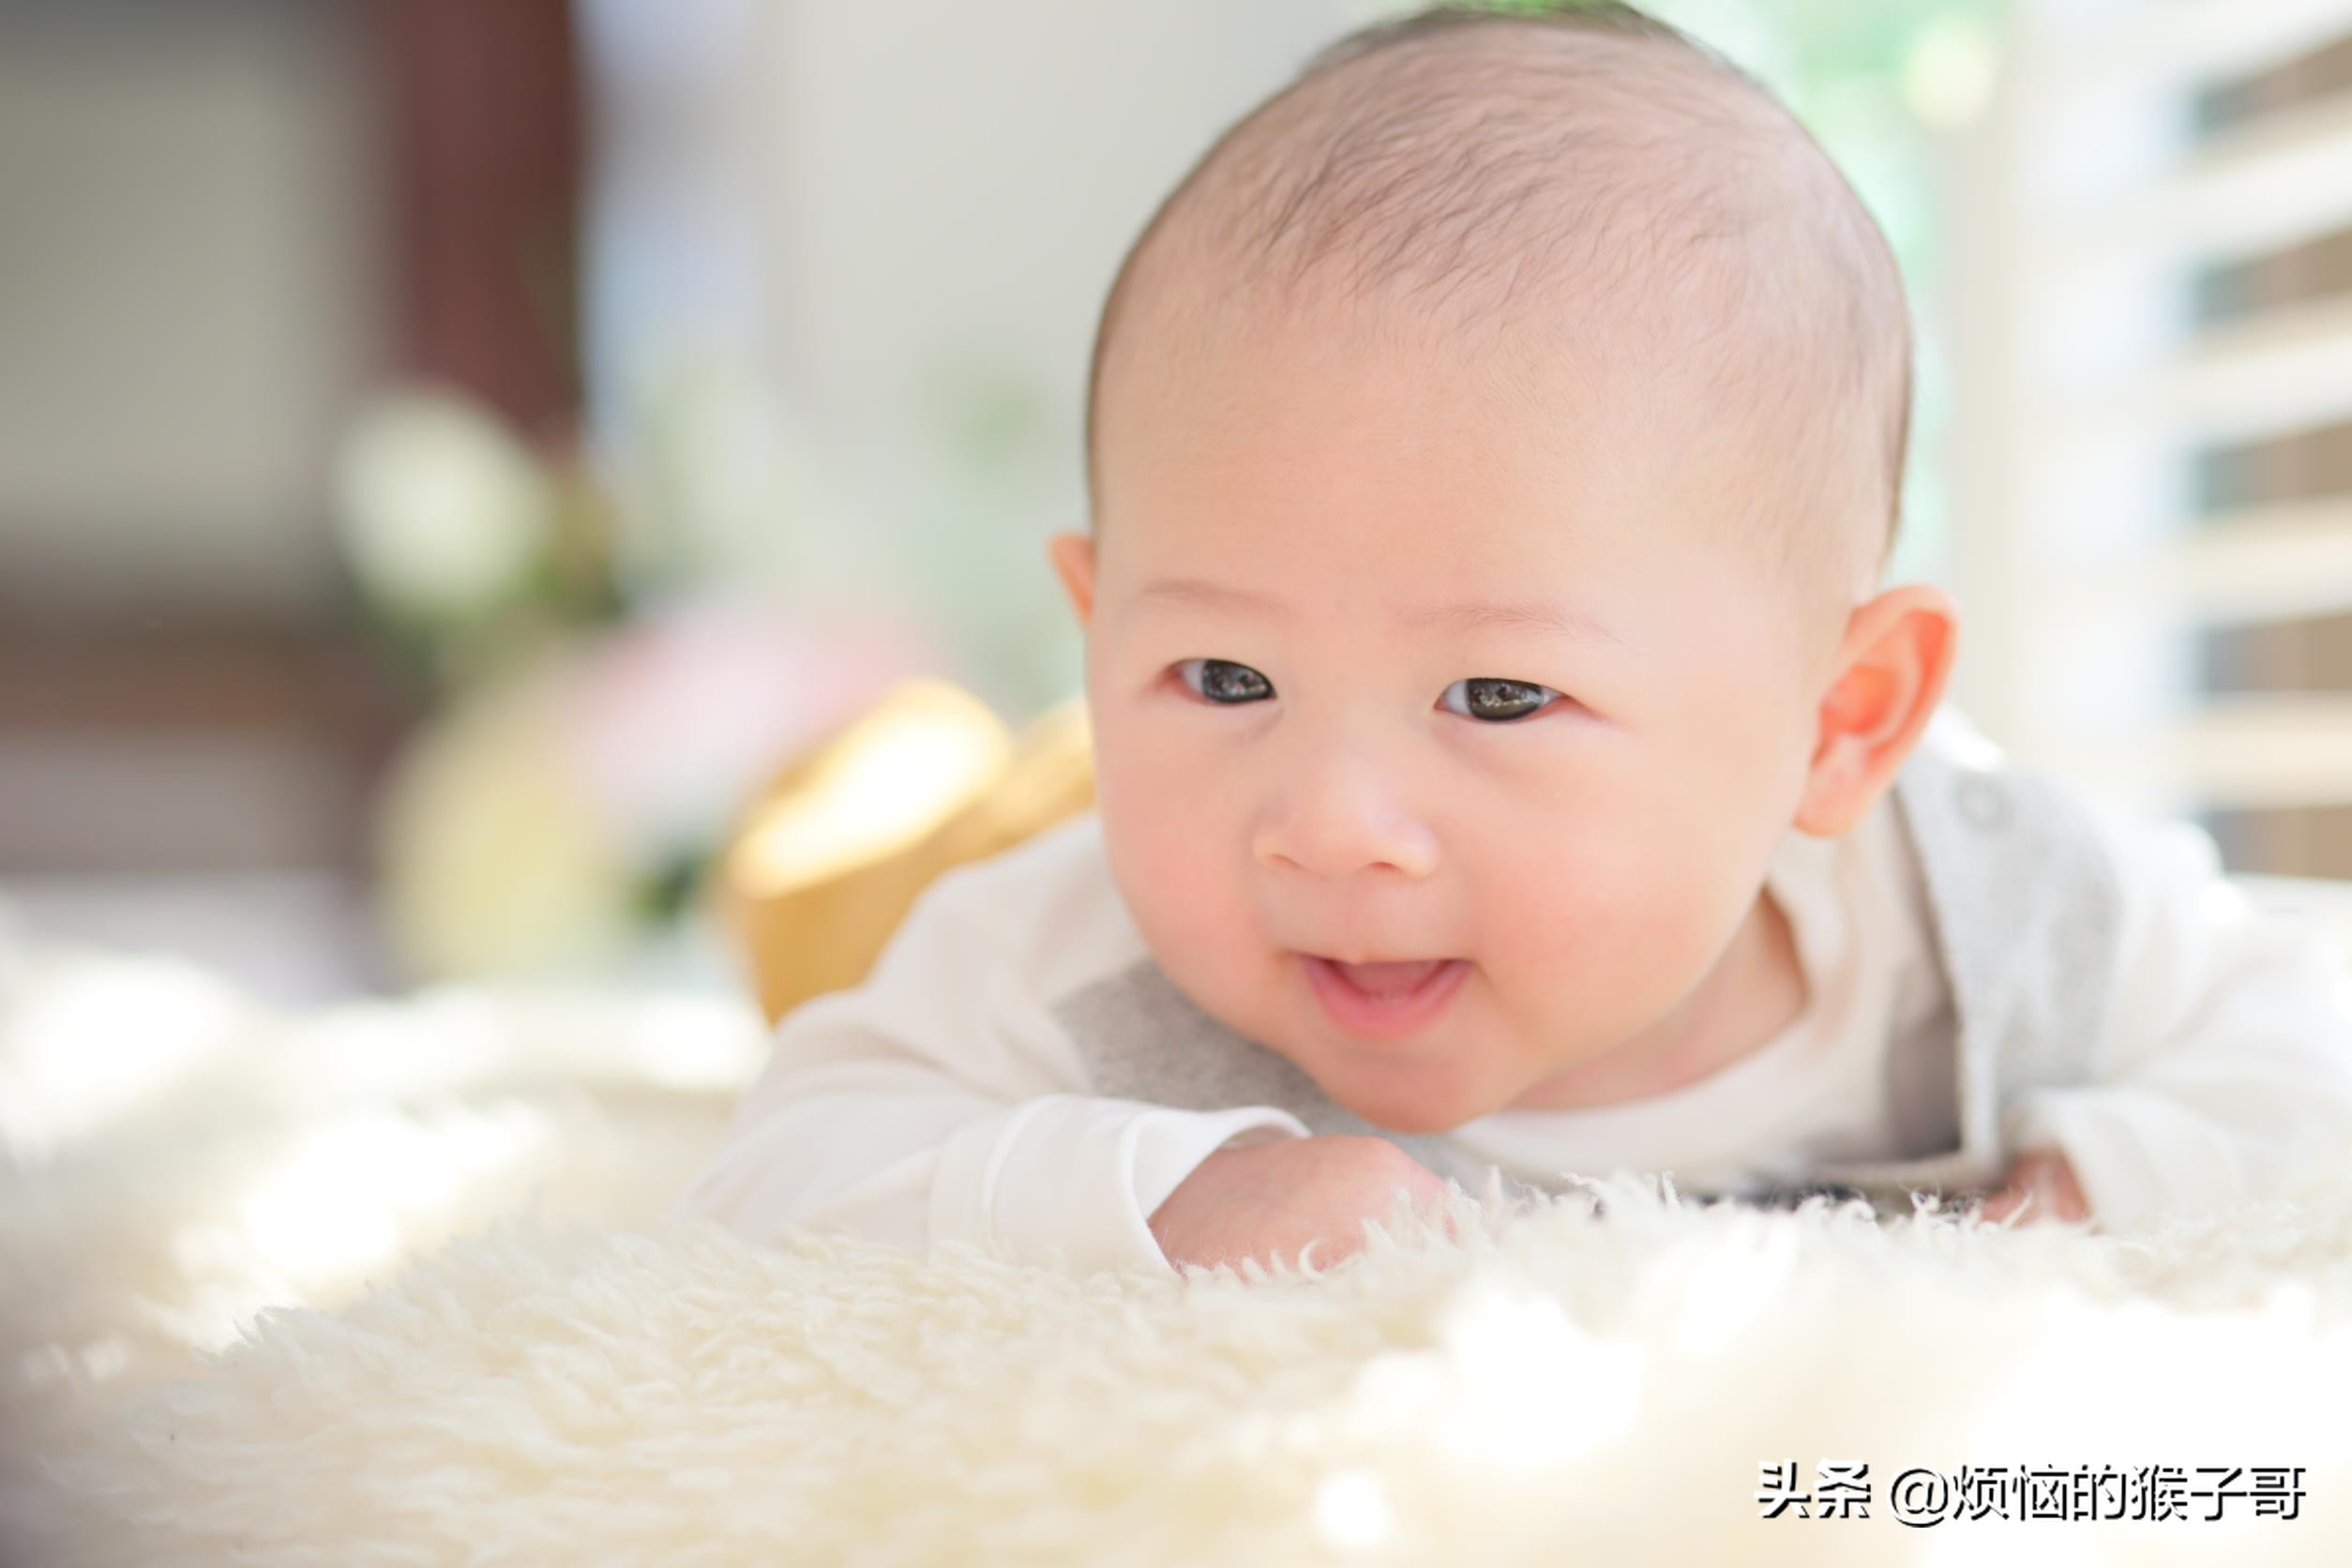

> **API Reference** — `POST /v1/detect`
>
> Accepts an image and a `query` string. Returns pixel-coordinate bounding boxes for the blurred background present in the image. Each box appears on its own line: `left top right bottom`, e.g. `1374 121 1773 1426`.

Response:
4 0 2350 1003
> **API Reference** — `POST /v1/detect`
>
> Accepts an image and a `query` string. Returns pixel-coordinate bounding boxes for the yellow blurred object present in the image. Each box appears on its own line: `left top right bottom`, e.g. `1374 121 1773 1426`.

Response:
377 656 641 981
716 677 1096 1025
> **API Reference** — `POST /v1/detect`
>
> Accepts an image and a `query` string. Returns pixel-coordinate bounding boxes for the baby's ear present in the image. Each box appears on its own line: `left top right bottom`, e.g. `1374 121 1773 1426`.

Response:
1794 583 1959 837
1047 531 1097 625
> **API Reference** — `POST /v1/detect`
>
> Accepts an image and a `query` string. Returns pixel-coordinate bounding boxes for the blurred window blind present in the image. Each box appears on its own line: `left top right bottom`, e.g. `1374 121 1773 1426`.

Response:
1973 0 2352 889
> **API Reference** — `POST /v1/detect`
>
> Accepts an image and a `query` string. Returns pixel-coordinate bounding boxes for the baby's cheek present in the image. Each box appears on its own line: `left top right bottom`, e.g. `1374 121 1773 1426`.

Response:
1102 789 1254 972
1115 815 1215 921
1487 827 1651 949
1489 834 1722 1001
1156 854 1238 956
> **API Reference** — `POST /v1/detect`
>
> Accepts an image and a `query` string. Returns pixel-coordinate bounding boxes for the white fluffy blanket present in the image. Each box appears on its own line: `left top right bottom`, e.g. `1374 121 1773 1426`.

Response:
6 928 2352 1566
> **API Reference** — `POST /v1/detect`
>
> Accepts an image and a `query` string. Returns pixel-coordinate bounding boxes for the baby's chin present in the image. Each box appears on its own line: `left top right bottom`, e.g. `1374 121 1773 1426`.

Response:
1279 1034 1509 1137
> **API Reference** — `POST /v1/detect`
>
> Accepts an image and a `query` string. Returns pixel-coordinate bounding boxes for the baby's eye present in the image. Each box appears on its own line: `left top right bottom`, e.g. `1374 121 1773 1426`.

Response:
1176 660 1559 723
1175 657 1273 703
1440 677 1559 723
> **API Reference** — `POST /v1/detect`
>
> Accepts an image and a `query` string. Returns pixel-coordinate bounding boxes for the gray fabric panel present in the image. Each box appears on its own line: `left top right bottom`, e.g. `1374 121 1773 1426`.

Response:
1810 746 2122 1199
1055 956 1505 1194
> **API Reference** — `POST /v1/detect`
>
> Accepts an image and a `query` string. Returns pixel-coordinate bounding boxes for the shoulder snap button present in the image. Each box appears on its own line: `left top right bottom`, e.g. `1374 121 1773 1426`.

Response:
1954 771 2010 830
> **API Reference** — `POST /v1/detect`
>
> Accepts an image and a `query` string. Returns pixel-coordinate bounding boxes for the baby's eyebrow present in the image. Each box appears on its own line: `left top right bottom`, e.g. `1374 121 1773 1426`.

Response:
1128 576 1626 650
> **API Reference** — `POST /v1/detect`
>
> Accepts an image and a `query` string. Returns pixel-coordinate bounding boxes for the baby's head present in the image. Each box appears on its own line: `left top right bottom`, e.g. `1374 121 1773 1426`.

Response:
1048 2 1959 1133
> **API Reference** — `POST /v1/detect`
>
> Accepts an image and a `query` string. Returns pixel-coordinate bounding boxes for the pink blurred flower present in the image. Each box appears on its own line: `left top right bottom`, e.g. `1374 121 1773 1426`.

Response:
560 594 949 870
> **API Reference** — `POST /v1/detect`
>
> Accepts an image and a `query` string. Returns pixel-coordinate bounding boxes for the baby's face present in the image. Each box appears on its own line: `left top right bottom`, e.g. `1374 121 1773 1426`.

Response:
1060 303 1834 1133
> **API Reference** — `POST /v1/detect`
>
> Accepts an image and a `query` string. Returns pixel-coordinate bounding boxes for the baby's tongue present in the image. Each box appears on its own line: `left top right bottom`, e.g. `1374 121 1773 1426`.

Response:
1335 958 1445 995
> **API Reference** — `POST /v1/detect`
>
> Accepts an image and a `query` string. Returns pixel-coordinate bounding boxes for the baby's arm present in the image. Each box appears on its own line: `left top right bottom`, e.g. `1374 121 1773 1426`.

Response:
1998 808 2352 1231
669 865 1310 1276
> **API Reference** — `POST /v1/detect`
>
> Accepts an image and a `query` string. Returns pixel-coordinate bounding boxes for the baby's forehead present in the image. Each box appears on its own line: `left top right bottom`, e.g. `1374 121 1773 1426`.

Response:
1103 327 1723 564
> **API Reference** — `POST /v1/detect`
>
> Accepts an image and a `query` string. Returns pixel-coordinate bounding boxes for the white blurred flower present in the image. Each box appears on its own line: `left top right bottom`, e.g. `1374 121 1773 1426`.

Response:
334 386 556 621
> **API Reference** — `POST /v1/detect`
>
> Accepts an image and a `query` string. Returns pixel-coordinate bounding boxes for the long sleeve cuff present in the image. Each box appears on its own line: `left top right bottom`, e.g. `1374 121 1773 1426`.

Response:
929 1095 1311 1275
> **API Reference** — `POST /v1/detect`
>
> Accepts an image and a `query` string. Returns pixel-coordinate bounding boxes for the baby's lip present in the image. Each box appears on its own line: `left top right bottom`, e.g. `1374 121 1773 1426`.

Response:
1300 955 1472 1033
1301 954 1468 991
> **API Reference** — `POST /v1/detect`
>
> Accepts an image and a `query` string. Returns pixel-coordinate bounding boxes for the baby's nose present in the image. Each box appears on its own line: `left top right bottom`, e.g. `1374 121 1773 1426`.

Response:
1253 801 1439 882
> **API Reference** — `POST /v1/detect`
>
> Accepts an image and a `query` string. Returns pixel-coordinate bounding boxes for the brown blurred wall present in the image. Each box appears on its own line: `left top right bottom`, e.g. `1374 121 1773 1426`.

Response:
0 0 583 882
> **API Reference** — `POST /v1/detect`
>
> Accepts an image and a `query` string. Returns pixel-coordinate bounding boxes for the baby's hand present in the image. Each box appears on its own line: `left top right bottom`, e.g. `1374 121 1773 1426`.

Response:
1147 1134 1451 1275
1977 1149 2091 1228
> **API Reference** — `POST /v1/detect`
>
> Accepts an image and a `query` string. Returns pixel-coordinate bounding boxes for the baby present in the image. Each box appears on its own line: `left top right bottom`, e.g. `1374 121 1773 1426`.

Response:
672 3 2352 1275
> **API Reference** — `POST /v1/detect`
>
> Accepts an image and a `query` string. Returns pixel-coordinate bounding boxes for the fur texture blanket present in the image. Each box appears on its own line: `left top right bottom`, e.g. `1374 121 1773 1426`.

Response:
5 929 2351 1566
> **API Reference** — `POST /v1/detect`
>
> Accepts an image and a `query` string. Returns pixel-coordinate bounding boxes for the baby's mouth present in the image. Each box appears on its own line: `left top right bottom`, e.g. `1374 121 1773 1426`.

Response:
1325 957 1454 997
1303 956 1467 999
1298 954 1472 1039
